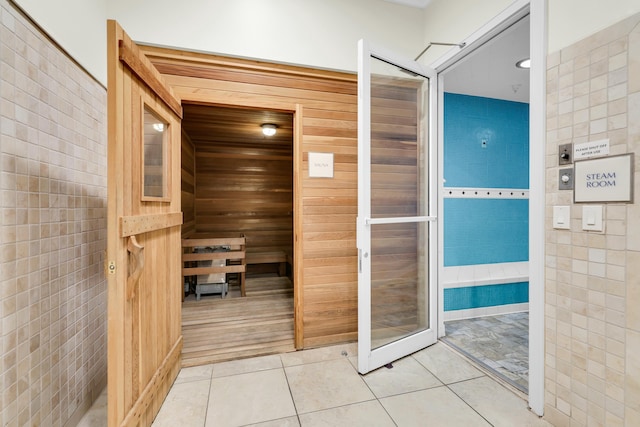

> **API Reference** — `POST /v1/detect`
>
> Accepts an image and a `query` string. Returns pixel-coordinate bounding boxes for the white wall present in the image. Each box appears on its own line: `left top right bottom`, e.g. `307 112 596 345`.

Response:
106 0 425 74
419 0 640 60
548 0 640 53
11 0 640 86
420 0 513 64
10 0 107 84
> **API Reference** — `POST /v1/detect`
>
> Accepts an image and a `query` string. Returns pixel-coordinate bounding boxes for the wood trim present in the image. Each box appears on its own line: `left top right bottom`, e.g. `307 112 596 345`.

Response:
181 237 246 247
141 44 357 84
293 104 304 349
120 337 182 427
107 20 127 425
119 40 183 119
183 265 246 275
183 251 246 262
121 212 183 237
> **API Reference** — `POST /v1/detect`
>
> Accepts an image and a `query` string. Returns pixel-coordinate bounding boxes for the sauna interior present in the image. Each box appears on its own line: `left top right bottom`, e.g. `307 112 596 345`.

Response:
180 104 295 366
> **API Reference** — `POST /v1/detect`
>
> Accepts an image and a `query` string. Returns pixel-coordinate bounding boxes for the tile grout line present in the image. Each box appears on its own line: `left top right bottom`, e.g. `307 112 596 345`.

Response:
279 354 303 426
445 378 497 427
201 364 216 427
351 358 401 427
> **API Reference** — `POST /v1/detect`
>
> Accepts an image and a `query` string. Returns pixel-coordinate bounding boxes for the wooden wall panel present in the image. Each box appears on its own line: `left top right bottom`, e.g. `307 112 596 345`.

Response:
181 130 196 237
193 137 293 261
141 46 420 349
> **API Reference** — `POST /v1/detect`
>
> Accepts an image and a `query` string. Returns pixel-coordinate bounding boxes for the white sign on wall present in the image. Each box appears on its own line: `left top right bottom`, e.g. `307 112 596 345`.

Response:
574 139 610 160
308 152 334 178
574 153 634 203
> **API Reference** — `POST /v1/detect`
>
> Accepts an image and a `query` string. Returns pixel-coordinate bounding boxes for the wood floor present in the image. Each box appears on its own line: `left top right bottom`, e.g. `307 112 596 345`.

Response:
181 274 295 367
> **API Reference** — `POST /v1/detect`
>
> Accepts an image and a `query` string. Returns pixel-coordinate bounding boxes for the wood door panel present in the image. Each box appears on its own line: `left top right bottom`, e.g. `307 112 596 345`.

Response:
107 20 182 427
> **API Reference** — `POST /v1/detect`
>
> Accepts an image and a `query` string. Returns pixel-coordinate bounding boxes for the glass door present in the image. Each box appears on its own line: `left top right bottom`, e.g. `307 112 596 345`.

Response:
357 39 437 374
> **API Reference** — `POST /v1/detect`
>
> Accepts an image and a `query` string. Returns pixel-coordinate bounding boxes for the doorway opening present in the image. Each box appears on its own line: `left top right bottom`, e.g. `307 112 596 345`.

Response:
180 103 295 366
438 15 531 393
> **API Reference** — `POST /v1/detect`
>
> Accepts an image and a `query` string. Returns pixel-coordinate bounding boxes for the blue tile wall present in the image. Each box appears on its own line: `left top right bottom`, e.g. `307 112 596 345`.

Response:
444 282 529 311
443 92 530 267
444 93 529 189
444 198 529 266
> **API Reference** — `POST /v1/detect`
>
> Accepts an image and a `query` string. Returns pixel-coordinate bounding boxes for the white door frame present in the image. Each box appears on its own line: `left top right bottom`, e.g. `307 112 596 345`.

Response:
430 0 546 416
356 39 439 375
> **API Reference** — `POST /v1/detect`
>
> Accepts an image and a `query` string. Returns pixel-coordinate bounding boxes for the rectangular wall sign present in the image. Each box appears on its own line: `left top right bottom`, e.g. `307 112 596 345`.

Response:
574 153 634 203
574 139 610 160
308 152 334 178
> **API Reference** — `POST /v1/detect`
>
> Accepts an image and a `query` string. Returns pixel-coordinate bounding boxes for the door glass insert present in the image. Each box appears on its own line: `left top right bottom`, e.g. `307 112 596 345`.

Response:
143 106 168 198
369 56 429 349
370 220 428 348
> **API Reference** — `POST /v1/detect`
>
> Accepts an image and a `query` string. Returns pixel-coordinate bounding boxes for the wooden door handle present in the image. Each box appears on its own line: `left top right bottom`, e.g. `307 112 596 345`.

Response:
126 235 145 300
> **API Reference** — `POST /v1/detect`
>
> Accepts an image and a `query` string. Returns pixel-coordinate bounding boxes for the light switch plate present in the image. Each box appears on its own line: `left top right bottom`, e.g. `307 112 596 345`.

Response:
553 206 570 229
582 205 604 232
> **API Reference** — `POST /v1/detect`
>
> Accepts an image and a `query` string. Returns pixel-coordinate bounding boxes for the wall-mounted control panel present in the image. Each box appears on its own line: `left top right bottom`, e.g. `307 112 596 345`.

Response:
582 205 604 232
559 168 573 190
559 143 573 165
553 206 570 229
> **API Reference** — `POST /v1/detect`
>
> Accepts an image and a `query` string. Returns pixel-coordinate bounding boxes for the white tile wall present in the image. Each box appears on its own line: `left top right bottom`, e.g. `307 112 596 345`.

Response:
442 262 529 321
0 1 107 425
544 12 640 427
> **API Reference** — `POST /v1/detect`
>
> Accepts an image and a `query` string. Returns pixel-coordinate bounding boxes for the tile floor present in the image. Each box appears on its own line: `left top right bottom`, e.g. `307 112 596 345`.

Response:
78 341 551 427
442 312 529 392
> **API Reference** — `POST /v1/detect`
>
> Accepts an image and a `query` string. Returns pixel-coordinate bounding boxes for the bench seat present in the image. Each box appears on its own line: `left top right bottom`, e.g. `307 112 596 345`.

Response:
182 237 247 298
246 250 288 276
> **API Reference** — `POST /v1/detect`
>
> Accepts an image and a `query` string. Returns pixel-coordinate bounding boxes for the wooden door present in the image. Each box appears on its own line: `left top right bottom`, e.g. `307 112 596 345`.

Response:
107 20 183 426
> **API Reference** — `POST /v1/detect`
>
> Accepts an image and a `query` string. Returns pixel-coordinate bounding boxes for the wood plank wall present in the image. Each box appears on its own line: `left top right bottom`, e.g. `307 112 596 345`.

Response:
185 106 294 271
140 46 420 349
181 130 196 237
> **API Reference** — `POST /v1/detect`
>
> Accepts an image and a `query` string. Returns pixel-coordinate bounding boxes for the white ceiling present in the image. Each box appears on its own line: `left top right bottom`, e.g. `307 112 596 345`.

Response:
384 0 433 8
441 15 530 103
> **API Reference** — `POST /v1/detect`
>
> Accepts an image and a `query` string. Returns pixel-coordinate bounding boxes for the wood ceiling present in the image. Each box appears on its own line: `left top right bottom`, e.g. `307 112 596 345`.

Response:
181 104 294 150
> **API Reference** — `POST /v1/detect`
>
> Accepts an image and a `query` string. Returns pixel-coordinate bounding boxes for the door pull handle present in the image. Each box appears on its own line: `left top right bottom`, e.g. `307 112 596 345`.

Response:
126 235 145 300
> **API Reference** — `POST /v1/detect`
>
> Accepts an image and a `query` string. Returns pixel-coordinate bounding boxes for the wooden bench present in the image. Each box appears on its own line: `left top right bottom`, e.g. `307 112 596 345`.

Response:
246 249 289 277
182 237 247 298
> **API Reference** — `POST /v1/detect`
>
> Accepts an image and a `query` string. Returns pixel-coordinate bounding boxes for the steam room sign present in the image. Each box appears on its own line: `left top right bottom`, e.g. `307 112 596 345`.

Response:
574 153 634 203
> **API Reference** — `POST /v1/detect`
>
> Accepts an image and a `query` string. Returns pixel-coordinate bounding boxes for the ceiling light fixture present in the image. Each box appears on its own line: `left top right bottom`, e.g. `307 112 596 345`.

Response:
261 123 277 137
152 123 164 132
516 58 531 69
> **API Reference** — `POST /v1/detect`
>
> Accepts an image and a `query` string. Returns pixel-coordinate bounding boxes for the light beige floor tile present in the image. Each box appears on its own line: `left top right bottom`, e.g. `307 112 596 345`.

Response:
280 343 357 367
152 379 209 427
449 377 553 427
412 342 484 384
361 355 442 398
76 388 107 427
206 368 296 427
246 416 301 426
212 354 282 378
380 386 492 427
285 358 374 414
175 364 213 384
298 400 395 427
